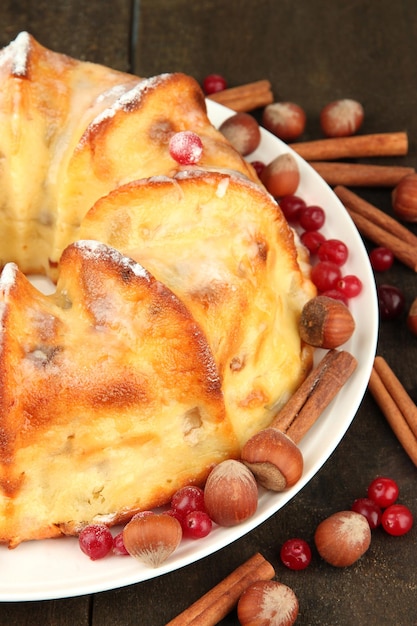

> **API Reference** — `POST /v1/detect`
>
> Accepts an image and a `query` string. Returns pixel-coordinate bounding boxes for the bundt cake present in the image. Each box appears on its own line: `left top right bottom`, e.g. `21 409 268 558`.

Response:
0 33 316 547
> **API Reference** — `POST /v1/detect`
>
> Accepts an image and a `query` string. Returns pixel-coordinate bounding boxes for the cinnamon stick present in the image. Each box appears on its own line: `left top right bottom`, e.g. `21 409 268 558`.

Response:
207 80 273 112
310 162 415 187
368 357 417 467
347 211 417 271
273 350 358 443
165 553 275 626
289 132 408 161
334 186 417 272
334 185 417 247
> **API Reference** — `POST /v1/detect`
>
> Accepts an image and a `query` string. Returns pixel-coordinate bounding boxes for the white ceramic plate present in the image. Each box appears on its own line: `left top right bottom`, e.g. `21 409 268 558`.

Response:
0 100 378 601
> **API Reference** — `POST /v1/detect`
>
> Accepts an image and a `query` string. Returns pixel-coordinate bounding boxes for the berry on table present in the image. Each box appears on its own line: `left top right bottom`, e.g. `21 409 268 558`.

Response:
377 284 405 320
202 73 227 95
351 497 382 529
369 247 394 272
280 538 312 570
381 504 414 536
367 476 399 508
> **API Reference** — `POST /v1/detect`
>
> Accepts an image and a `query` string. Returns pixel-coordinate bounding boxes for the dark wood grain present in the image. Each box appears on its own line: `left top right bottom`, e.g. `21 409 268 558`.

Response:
0 0 133 71
0 1 417 624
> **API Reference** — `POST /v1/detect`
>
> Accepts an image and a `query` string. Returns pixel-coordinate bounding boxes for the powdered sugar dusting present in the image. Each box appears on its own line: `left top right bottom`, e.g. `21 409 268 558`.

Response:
82 74 171 139
74 240 150 280
173 168 274 200
0 264 18 344
0 263 18 293
0 31 31 77
95 84 134 106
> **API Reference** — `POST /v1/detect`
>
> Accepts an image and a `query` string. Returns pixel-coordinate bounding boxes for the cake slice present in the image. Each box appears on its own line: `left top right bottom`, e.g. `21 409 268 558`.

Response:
0 33 257 278
79 171 316 446
0 241 237 546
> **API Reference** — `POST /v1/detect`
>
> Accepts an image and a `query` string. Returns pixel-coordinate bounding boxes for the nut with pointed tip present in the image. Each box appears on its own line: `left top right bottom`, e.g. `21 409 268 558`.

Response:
237 580 299 626
261 152 300 198
122 513 182 568
241 429 303 491
203 459 258 527
320 99 364 138
219 112 261 156
314 510 371 567
407 297 417 335
299 295 356 349
262 101 306 141
392 173 417 222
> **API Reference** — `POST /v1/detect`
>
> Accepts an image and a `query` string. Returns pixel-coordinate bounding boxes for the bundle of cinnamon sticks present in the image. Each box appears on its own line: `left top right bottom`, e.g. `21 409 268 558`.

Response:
369 356 417 467
334 185 417 272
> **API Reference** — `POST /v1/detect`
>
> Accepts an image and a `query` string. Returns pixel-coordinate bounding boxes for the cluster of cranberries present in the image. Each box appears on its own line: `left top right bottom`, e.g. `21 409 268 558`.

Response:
272 192 406 321
352 476 413 535
277 193 363 306
279 476 413 572
79 485 213 561
167 485 212 538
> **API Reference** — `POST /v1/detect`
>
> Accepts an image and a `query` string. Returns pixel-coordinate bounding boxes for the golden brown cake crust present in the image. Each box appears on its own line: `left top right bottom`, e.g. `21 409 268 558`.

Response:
0 242 239 547
79 171 316 446
0 32 258 278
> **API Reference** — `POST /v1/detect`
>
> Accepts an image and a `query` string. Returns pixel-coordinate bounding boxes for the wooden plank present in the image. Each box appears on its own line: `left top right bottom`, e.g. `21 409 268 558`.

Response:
0 0 133 72
0 597 90 626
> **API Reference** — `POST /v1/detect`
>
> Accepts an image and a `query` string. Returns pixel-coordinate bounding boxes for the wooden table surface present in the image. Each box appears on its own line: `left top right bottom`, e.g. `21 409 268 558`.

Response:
0 1 416 624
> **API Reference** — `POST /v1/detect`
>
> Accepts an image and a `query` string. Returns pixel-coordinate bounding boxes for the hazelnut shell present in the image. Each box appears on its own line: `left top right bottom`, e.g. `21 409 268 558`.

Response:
299 295 355 349
314 510 371 567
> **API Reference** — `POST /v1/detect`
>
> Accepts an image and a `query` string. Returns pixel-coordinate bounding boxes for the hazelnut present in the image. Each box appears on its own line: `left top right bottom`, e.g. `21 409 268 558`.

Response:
219 112 261 156
392 173 417 222
241 428 303 491
407 297 417 335
298 295 356 349
237 580 299 626
262 102 306 141
261 152 300 198
203 459 258 527
320 99 364 137
314 510 371 567
123 513 182 568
